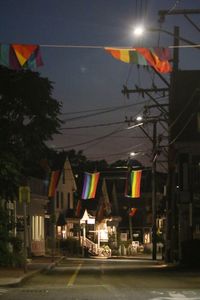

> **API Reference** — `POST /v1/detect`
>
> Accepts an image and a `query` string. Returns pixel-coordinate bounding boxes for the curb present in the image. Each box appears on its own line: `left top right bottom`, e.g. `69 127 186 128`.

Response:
0 269 40 288
0 256 64 287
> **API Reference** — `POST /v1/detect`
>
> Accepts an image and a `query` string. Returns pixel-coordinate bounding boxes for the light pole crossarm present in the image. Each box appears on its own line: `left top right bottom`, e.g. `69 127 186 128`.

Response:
159 9 200 17
149 27 200 50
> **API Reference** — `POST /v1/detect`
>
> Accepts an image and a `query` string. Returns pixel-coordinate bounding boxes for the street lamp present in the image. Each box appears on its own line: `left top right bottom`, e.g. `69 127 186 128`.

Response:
127 111 160 260
133 25 145 36
132 24 193 262
133 25 198 48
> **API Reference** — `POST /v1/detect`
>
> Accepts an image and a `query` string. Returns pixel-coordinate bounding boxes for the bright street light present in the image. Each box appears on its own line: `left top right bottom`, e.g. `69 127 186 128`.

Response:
133 25 145 36
130 152 136 157
127 122 143 130
136 115 143 121
133 25 198 49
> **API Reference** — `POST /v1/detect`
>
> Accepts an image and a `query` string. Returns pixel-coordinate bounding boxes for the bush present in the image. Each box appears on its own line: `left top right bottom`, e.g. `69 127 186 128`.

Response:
181 239 200 266
60 238 81 256
0 205 23 267
9 236 23 253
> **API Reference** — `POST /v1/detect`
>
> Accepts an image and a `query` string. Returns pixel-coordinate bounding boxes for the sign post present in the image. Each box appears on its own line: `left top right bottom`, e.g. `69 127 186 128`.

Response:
19 186 30 273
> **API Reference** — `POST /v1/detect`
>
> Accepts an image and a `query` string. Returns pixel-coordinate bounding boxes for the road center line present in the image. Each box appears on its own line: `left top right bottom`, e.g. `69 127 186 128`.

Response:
67 263 82 286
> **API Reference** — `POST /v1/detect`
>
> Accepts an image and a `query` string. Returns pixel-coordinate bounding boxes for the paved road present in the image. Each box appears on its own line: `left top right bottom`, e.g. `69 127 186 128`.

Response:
2 258 200 300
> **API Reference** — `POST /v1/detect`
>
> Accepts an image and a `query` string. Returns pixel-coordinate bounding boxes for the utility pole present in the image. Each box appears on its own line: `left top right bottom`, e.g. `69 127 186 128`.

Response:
166 26 180 262
152 120 157 260
19 186 30 273
23 201 28 273
126 115 160 260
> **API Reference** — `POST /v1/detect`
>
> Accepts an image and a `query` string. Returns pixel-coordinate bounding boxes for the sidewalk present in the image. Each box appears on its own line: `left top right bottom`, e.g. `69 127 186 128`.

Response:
0 256 63 287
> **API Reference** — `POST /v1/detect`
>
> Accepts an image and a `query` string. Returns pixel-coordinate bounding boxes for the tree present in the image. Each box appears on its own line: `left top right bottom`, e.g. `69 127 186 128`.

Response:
110 159 143 169
0 66 62 199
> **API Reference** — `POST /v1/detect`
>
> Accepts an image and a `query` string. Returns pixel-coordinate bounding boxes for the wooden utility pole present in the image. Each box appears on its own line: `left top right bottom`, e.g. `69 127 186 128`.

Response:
23 201 28 273
152 120 158 260
19 186 30 273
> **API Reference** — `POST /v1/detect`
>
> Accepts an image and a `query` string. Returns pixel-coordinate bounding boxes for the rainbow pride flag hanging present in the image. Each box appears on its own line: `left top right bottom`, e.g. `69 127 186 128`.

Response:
81 172 100 199
0 44 43 70
125 170 142 198
48 170 60 198
105 47 172 73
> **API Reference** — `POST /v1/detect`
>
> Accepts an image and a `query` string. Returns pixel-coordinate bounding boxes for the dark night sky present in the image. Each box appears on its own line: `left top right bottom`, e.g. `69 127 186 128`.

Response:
0 0 199 169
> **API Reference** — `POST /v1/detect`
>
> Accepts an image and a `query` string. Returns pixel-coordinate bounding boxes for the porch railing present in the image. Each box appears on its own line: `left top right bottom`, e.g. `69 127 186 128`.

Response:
80 236 99 255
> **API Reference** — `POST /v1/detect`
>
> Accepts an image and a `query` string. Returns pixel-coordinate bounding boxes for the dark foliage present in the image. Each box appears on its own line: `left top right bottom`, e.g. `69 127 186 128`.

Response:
181 239 200 266
0 66 62 198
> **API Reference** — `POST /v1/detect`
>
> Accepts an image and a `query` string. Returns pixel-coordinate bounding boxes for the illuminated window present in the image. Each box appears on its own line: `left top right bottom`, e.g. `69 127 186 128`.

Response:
32 216 44 240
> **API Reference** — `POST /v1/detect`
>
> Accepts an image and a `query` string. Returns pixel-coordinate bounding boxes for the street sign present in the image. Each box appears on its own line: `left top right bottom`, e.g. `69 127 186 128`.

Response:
19 186 30 203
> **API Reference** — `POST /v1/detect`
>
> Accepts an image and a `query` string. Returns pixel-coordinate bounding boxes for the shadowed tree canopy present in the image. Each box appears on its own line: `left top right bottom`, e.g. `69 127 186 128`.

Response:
110 159 143 169
0 66 62 199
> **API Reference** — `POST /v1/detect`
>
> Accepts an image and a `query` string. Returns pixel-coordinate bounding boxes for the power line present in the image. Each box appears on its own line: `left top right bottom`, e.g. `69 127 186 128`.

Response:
62 100 148 123
61 120 124 130
40 43 200 50
54 128 124 150
61 106 120 115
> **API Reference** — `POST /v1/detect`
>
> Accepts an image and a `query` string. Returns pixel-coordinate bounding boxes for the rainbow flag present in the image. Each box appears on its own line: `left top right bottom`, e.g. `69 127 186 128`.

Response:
81 172 100 199
105 47 172 73
125 170 142 198
136 47 172 73
0 44 43 69
48 170 60 198
12 44 38 66
105 47 147 65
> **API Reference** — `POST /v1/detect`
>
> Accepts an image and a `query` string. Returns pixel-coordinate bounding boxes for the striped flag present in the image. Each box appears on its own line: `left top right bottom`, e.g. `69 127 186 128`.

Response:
136 47 172 73
12 44 38 66
0 44 43 69
48 170 60 198
81 172 100 199
105 47 147 65
125 170 142 198
105 47 172 73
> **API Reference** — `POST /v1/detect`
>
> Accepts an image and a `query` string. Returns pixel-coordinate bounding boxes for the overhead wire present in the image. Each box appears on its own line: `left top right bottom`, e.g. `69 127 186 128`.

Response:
167 0 181 14
61 94 167 124
184 14 200 33
55 101 151 151
62 100 148 122
61 120 124 130
80 105 147 152
61 106 121 115
54 127 124 150
87 145 150 160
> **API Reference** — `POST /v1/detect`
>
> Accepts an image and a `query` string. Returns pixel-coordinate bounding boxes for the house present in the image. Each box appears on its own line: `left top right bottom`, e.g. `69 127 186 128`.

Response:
94 167 166 253
16 177 48 256
167 70 200 263
47 157 79 242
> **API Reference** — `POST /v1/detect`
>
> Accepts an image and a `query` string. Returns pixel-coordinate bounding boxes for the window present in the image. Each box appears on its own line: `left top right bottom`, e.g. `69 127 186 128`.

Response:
32 216 44 240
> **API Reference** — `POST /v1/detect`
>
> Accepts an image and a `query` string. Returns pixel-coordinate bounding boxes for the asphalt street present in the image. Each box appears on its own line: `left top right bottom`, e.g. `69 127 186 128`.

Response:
1 258 200 300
